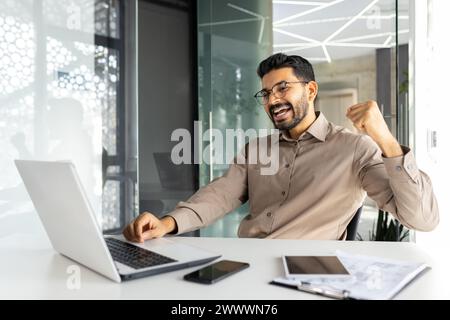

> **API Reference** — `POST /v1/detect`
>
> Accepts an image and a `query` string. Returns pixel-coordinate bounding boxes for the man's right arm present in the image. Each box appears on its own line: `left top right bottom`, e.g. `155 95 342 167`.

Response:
167 158 248 235
123 150 248 241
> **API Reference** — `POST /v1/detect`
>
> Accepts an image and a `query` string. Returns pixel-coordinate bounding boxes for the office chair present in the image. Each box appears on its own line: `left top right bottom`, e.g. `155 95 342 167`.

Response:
345 206 363 241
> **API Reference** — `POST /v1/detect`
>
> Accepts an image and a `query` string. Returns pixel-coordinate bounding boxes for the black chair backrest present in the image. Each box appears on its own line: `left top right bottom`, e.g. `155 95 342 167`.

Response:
346 206 363 241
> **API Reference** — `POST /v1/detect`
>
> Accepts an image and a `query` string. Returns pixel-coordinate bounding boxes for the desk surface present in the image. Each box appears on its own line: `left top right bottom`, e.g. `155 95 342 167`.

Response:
1 230 450 300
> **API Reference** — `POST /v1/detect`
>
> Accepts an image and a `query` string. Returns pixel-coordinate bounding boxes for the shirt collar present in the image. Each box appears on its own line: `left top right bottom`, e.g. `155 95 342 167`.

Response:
279 111 329 142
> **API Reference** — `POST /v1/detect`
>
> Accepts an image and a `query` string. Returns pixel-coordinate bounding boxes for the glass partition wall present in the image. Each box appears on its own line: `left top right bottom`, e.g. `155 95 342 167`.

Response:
197 0 409 239
197 0 272 237
0 0 137 238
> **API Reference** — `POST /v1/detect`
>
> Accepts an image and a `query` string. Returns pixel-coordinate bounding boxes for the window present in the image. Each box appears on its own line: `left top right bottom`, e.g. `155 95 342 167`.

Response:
0 0 136 236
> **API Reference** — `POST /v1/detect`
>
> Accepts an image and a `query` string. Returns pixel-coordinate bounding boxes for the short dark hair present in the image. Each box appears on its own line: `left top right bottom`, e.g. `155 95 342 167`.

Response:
257 53 315 81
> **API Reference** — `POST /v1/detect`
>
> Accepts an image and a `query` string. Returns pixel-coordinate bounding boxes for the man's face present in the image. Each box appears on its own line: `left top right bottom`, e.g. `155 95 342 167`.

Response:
261 67 310 131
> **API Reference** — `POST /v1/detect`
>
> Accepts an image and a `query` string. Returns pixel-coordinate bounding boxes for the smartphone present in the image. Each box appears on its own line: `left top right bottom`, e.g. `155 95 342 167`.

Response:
183 259 249 284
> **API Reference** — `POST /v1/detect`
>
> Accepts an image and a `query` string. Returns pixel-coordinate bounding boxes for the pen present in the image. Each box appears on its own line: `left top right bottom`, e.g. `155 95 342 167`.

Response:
297 281 351 300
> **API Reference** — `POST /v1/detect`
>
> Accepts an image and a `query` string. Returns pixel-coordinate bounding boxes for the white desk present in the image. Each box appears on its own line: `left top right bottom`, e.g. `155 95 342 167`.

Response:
1 228 450 300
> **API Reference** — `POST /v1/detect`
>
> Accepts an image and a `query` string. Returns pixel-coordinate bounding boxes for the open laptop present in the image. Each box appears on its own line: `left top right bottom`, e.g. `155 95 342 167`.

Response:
15 160 220 283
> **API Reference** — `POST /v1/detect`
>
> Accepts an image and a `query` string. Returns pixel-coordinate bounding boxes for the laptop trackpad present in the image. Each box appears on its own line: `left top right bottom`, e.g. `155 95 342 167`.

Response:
140 238 210 261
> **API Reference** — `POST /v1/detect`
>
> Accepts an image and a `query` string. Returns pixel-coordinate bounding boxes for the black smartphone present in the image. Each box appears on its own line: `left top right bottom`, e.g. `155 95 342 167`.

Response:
183 259 249 284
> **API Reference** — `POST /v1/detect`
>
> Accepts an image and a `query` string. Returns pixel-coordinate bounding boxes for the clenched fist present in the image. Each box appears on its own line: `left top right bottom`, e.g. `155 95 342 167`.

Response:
346 100 403 158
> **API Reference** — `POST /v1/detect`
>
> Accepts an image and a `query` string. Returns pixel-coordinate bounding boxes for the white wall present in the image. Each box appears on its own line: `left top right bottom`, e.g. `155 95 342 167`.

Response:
412 0 450 255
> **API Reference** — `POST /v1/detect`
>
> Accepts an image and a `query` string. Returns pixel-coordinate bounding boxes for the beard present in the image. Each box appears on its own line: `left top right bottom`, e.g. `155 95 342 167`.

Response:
269 93 309 131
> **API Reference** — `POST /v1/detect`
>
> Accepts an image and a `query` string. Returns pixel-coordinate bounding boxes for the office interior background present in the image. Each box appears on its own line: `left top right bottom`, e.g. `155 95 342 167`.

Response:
0 0 448 256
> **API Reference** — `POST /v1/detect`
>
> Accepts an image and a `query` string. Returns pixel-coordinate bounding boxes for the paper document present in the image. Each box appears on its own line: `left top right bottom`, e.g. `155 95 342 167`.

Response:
272 250 429 300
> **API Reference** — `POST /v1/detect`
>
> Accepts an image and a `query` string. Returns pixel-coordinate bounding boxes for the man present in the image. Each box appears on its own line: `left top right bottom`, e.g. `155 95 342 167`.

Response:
124 53 439 242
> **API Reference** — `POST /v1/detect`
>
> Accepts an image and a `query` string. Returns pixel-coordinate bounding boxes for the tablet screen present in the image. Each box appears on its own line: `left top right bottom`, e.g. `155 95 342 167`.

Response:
284 256 350 276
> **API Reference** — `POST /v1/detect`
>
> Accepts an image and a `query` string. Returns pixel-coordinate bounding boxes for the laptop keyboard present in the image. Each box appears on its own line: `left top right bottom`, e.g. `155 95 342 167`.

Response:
105 238 177 270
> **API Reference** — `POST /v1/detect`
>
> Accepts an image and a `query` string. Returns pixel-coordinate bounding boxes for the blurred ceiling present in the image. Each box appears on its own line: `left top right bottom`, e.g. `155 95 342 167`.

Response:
272 0 409 63
198 0 410 64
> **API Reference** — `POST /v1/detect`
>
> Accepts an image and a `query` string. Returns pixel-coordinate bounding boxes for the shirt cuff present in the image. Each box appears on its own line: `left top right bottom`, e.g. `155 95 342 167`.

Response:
166 207 197 235
383 145 419 182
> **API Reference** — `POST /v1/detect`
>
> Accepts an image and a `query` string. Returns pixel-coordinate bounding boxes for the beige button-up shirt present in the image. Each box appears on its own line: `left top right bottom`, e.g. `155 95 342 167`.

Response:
169 112 439 239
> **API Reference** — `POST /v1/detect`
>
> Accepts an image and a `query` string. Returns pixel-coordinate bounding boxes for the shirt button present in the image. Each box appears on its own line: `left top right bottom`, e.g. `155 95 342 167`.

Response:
266 212 272 217
281 191 286 196
285 164 290 168
395 166 402 171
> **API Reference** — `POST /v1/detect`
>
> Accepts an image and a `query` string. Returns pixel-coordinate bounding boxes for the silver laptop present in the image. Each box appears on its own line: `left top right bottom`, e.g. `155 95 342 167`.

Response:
15 160 220 283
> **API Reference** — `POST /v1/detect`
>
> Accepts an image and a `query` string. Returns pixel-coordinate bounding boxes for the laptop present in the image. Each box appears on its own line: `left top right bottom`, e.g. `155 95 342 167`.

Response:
15 160 220 283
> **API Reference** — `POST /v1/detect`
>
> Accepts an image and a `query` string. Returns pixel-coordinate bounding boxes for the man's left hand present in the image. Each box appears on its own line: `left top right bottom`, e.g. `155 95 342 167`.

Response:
346 100 403 157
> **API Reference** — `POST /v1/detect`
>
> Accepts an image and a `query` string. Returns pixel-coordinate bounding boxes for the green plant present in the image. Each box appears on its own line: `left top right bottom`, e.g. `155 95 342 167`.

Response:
399 70 409 95
359 210 409 241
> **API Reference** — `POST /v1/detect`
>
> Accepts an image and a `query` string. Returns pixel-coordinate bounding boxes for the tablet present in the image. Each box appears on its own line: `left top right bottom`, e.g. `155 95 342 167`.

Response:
282 255 352 279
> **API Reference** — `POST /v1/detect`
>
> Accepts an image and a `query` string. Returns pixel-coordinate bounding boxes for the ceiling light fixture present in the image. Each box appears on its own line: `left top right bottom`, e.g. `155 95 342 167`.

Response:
226 3 268 43
322 44 331 63
275 14 408 27
273 0 345 25
383 35 393 46
272 1 324 6
333 29 408 43
273 27 321 43
198 18 261 27
324 0 380 43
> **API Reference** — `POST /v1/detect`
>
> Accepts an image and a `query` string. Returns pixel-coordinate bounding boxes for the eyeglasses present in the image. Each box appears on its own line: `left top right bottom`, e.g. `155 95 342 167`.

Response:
254 80 309 105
